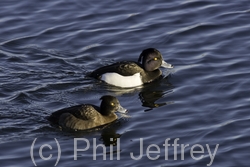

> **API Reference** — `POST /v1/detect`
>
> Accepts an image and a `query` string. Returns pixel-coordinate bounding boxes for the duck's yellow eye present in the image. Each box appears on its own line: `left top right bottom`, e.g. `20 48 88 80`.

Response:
154 57 158 60
111 102 114 106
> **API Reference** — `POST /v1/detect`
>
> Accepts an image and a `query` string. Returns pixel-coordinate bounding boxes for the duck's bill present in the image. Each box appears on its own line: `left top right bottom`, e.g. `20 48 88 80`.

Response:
117 104 128 114
161 60 173 68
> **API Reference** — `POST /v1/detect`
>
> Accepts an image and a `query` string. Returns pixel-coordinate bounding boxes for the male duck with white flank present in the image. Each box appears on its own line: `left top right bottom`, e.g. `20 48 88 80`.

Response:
47 95 127 130
90 48 173 88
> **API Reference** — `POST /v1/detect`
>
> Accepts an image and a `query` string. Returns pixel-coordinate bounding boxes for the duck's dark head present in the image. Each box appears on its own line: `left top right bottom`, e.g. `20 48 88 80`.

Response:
138 48 173 71
100 95 127 116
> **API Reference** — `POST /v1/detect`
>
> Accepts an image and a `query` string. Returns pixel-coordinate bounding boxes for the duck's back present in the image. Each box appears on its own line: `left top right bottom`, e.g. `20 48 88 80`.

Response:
90 61 144 79
48 104 117 130
48 104 97 123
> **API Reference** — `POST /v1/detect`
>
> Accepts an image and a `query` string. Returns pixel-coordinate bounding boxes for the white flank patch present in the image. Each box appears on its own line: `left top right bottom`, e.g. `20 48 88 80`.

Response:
101 72 143 88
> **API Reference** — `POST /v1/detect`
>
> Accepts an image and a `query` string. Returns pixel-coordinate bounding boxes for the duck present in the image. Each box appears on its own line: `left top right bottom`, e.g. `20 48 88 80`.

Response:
89 48 173 88
47 95 127 131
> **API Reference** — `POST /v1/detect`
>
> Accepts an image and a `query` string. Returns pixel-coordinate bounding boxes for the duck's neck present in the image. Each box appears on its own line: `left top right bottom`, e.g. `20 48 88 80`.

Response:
141 69 162 83
100 104 112 116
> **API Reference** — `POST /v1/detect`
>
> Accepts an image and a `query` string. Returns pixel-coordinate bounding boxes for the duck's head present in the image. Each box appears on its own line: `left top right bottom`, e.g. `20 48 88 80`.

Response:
138 48 173 71
100 95 127 116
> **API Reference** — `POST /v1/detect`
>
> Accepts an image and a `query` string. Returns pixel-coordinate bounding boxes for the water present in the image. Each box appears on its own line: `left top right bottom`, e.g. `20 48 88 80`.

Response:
0 0 250 166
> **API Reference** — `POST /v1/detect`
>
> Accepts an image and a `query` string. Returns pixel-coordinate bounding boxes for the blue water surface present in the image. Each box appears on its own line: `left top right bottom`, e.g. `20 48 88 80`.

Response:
0 0 250 166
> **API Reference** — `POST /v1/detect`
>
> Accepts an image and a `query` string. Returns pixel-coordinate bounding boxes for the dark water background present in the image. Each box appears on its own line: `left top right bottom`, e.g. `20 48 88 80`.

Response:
0 0 250 166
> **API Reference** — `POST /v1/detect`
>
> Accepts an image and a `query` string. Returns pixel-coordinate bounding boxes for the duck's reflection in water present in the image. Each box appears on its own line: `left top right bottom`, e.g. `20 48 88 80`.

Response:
139 90 172 110
92 74 174 111
138 76 174 111
100 127 121 146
